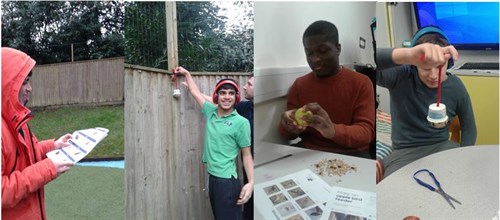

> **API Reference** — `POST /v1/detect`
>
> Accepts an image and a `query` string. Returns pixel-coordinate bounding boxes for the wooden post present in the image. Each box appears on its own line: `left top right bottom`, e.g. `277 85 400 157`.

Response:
71 43 74 62
166 2 180 218
166 2 178 70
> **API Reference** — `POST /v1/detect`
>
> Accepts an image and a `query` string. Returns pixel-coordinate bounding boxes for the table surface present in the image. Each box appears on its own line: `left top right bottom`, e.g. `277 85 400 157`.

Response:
254 142 376 219
377 145 499 219
255 141 376 192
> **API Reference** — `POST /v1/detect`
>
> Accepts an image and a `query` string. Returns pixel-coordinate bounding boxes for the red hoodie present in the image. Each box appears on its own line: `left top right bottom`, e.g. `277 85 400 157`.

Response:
2 47 58 220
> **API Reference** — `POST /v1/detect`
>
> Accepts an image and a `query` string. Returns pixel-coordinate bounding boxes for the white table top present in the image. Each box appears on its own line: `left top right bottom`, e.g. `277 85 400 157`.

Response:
255 141 376 192
254 141 376 219
377 145 499 219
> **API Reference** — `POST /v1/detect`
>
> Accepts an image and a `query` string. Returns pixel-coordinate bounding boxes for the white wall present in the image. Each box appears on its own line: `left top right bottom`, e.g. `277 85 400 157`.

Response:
375 2 415 49
254 2 377 143
255 2 377 103
375 2 391 113
255 2 377 70
254 97 288 145
375 3 390 48
392 2 415 48
375 2 415 113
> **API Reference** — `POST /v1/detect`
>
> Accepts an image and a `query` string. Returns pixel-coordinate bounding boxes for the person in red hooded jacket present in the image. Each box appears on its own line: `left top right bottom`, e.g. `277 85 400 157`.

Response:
2 47 75 219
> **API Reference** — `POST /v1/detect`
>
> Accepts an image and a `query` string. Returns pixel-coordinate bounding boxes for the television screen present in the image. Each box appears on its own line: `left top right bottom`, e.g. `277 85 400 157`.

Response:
414 2 499 50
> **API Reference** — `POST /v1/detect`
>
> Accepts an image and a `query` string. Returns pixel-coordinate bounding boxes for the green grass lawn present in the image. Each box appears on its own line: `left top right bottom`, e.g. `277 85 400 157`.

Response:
29 105 124 158
45 166 124 220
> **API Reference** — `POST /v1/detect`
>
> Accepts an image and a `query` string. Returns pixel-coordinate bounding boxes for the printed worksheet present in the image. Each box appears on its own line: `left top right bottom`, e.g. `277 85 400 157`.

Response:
255 169 333 220
46 127 109 163
321 187 376 220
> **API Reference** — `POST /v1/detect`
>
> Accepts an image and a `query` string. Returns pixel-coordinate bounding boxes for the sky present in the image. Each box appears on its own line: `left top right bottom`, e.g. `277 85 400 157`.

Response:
214 1 254 34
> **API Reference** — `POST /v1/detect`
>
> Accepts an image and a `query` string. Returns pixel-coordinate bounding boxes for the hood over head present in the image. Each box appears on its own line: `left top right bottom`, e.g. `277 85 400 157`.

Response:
2 47 36 131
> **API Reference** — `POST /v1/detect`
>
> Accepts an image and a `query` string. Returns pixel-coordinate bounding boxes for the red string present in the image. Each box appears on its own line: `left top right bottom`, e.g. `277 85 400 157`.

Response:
175 75 178 89
421 54 443 107
419 54 425 62
172 69 178 89
437 65 442 107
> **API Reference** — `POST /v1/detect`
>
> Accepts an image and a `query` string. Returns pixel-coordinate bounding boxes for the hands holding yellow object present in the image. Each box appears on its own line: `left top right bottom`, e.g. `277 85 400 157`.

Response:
281 106 311 135
281 103 336 139
294 107 313 127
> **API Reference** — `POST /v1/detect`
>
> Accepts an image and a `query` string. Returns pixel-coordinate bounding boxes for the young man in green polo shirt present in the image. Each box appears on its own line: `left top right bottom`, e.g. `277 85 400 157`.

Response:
174 66 253 220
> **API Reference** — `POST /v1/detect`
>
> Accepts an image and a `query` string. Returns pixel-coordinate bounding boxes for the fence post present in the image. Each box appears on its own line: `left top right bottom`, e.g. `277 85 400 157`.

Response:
166 2 178 69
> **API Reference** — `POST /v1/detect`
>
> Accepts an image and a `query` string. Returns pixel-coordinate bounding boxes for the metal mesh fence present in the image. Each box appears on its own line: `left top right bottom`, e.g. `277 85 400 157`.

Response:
125 2 168 69
124 1 253 72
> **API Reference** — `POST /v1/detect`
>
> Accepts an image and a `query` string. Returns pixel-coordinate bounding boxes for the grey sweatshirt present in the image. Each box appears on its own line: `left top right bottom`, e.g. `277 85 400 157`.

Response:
376 48 477 148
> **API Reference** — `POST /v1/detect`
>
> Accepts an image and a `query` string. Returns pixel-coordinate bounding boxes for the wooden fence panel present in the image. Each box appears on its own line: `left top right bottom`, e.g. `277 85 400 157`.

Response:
28 57 124 108
125 65 250 219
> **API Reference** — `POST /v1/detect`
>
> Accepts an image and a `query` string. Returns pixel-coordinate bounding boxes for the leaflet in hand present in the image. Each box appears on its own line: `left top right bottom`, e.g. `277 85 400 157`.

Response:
46 127 109 164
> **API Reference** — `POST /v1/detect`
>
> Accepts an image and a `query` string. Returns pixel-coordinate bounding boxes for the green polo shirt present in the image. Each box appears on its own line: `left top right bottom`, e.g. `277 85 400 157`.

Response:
202 101 251 179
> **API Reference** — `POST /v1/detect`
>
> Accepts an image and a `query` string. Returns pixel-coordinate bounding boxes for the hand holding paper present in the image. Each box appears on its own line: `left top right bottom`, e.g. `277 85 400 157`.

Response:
47 127 109 164
54 133 72 149
50 159 74 176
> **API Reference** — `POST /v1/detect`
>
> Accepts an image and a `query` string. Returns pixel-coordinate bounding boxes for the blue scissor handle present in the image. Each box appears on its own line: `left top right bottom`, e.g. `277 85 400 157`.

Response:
413 169 441 191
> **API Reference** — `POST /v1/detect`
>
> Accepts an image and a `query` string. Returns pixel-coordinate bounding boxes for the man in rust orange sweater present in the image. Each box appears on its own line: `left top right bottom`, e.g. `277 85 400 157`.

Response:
279 20 375 158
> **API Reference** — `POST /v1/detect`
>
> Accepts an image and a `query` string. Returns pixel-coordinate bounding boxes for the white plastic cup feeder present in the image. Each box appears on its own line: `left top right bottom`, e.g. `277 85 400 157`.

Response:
427 103 448 128
173 89 181 98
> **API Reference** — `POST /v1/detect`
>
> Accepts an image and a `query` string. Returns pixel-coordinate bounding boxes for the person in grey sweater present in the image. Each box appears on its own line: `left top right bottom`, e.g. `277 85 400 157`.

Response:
377 26 477 177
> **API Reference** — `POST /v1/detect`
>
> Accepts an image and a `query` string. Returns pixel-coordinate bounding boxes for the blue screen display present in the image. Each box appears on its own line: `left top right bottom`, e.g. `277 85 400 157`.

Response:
414 2 499 50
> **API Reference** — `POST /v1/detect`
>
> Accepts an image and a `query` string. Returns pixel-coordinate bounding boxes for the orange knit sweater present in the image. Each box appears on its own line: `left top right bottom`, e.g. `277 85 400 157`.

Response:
279 66 375 154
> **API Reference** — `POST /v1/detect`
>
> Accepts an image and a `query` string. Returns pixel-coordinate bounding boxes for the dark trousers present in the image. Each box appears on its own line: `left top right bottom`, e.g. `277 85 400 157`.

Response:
242 166 253 220
209 174 241 220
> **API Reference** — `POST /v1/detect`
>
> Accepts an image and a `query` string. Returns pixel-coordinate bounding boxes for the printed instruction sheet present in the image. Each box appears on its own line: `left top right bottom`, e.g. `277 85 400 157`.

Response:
255 169 376 220
46 127 109 163
321 186 376 220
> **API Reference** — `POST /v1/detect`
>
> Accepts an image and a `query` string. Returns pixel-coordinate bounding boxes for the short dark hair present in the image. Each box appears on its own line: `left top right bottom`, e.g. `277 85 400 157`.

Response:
218 84 236 92
303 20 339 45
216 78 238 94
414 33 450 47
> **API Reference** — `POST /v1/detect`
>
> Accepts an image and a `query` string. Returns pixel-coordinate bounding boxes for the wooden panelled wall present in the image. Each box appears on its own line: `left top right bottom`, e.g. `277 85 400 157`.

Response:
124 64 251 219
28 57 125 108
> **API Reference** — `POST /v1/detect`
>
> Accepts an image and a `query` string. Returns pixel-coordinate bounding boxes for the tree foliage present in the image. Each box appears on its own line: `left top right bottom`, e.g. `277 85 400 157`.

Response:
125 1 254 72
1 1 126 64
124 2 167 69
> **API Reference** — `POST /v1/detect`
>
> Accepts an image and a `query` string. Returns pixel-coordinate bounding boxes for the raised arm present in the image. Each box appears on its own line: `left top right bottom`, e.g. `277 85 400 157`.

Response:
181 81 214 104
174 66 206 107
202 94 213 103
377 43 459 70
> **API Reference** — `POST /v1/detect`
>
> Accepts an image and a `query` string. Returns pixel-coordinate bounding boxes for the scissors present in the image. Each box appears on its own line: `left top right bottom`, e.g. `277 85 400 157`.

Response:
413 169 462 209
